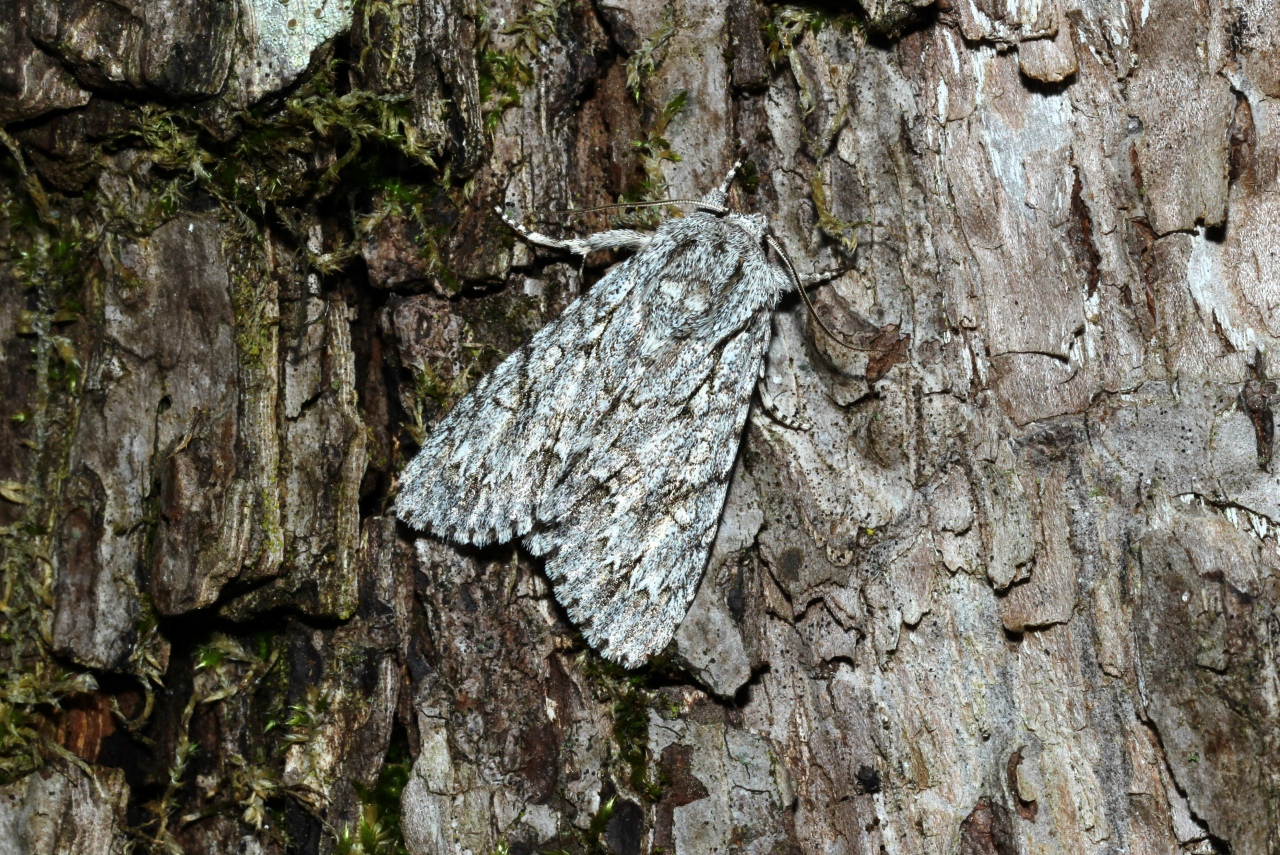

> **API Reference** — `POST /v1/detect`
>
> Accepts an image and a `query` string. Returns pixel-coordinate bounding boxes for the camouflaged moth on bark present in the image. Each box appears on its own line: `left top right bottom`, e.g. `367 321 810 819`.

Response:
395 164 803 667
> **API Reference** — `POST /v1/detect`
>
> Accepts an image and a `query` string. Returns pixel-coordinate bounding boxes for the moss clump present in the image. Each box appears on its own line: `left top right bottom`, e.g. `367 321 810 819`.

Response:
763 5 828 69
764 5 867 120
143 59 440 211
613 683 663 800
134 632 291 852
617 90 688 227
136 56 473 303
478 50 534 137
336 804 403 855
580 654 665 802
810 163 868 255
542 794 617 855
738 159 761 195
626 4 675 102
225 229 276 367
355 176 460 293
0 160 103 784
336 747 411 855
763 3 867 67
477 0 566 136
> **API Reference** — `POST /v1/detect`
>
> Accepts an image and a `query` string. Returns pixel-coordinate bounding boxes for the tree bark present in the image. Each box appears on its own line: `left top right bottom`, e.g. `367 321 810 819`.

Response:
0 0 1277 853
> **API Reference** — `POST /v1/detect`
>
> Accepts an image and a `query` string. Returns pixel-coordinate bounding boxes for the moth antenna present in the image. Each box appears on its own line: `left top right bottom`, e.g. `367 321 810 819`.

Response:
765 235 871 353
494 206 651 256
523 198 727 219
495 206 534 238
698 160 743 211
715 160 742 197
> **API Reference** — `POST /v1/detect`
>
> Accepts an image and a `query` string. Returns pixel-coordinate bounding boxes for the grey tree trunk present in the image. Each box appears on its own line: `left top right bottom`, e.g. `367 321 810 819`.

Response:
0 0 1276 853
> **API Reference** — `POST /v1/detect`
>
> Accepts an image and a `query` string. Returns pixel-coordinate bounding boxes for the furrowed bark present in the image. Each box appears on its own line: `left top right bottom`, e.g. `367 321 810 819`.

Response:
0 0 1276 852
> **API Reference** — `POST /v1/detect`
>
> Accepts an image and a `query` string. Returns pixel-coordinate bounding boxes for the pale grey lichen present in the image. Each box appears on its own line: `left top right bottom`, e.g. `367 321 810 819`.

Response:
238 0 355 101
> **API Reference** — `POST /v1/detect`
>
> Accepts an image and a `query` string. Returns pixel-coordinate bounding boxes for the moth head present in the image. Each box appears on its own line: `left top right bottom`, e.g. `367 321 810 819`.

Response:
726 212 768 242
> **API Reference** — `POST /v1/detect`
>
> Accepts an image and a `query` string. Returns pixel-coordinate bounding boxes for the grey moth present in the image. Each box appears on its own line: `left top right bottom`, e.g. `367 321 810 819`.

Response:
395 164 801 667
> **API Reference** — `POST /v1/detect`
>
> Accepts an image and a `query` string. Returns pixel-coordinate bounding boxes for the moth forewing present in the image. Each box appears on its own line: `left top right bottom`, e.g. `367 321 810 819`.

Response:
395 169 796 667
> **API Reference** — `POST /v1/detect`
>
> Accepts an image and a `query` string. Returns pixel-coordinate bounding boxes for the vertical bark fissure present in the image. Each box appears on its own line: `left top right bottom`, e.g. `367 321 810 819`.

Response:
0 0 1276 852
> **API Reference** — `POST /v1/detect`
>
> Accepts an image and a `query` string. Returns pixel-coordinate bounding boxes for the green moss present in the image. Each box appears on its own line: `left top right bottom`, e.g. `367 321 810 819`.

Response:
336 806 402 855
356 177 461 293
542 794 617 855
258 485 284 564
270 686 331 746
402 351 487 445
225 230 276 367
134 631 290 851
579 655 665 802
763 3 866 64
763 5 827 69
126 595 167 702
478 50 532 136
132 56 461 304
613 684 663 800
619 90 688 224
764 5 866 120
337 742 411 855
0 163 104 784
476 0 565 136
144 59 440 211
626 4 675 102
810 162 868 255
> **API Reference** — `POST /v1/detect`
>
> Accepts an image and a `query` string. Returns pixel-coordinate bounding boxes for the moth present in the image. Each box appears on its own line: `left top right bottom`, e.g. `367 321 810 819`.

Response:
396 164 813 667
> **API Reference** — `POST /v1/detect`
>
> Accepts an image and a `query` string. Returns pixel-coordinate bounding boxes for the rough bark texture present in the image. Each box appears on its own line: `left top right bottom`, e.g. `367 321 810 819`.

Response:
0 0 1277 853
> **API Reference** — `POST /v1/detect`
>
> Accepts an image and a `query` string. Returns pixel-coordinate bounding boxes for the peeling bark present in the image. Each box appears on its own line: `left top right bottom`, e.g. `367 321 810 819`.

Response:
1 0 1278 852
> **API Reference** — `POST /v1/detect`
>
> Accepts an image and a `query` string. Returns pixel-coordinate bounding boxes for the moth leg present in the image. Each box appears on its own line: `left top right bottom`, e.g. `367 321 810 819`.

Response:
496 208 651 257
756 381 813 432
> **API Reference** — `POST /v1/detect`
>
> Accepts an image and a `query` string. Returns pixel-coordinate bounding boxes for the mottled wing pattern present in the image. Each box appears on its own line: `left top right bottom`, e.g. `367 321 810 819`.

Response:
396 212 789 666
396 243 652 544
525 304 774 666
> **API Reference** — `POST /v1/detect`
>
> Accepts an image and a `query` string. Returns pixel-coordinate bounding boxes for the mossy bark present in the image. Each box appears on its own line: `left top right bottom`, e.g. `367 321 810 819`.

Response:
1 0 1278 853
